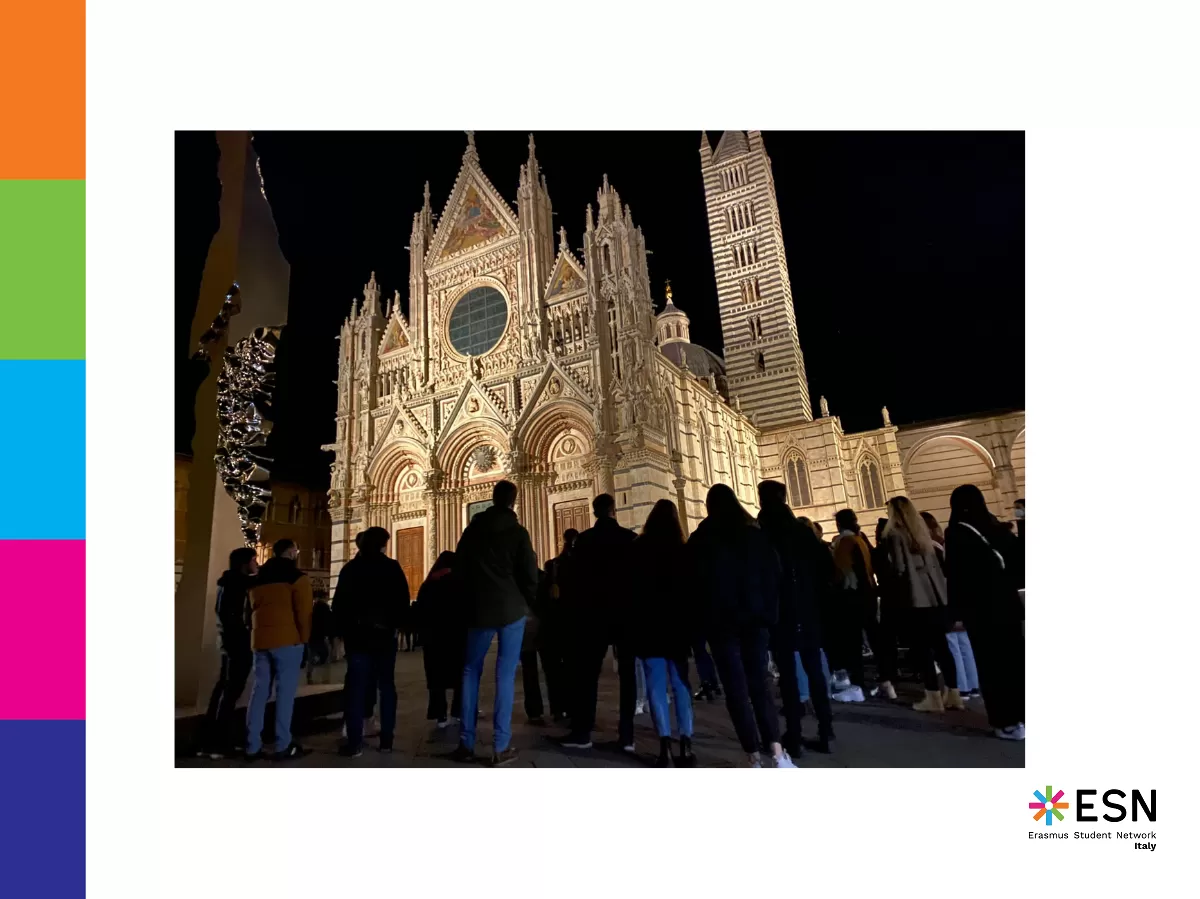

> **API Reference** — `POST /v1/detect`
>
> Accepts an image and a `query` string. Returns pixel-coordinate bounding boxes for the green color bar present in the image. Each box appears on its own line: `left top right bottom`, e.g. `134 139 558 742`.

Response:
0 180 85 359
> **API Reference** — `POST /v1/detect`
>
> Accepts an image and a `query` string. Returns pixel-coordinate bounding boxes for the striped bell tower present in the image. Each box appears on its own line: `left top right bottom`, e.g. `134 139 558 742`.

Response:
700 131 812 426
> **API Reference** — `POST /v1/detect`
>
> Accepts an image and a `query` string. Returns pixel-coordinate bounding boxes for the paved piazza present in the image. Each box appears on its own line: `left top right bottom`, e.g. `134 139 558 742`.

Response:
179 645 1024 768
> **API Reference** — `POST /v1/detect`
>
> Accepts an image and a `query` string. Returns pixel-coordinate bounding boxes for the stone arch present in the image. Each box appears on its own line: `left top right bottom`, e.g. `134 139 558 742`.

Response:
902 433 996 470
438 420 510 489
1010 428 1026 495
901 434 999 526
367 438 430 503
519 398 595 471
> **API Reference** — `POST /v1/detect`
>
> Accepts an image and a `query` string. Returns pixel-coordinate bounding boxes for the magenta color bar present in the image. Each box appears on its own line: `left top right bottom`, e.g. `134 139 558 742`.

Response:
0 540 85 719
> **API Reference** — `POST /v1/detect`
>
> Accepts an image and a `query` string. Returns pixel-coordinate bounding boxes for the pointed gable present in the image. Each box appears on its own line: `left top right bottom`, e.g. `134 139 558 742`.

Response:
441 184 509 258
427 149 520 264
545 250 586 300
379 314 410 354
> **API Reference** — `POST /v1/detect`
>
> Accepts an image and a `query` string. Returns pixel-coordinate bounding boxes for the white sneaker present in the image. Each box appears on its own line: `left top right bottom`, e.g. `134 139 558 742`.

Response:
775 751 797 768
994 725 1025 741
635 701 647 716
832 685 865 703
750 755 764 768
831 671 851 691
436 717 458 730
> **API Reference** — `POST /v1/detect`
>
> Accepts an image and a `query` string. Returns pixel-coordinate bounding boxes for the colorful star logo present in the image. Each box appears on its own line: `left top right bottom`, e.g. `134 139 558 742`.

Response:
1030 785 1070 825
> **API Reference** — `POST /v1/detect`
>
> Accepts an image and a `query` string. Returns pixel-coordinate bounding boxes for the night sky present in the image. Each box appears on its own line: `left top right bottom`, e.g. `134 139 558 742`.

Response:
175 131 1024 489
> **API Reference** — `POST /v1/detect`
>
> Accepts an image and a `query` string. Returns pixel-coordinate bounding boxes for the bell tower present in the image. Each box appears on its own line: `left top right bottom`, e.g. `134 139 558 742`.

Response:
700 130 812 426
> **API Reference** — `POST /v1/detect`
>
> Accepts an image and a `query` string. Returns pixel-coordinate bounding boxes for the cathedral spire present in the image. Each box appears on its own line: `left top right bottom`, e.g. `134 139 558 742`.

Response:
422 180 431 212
463 131 478 164
559 226 569 253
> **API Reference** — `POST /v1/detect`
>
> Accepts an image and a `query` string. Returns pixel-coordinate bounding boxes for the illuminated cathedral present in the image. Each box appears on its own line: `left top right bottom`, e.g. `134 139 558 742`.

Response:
325 132 1024 592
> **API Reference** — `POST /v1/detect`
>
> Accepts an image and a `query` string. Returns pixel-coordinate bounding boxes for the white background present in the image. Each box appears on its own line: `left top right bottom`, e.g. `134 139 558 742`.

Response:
87 2 1198 895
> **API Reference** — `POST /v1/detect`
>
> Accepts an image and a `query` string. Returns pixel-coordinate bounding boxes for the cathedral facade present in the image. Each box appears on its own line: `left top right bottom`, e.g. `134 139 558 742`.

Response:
324 132 1023 594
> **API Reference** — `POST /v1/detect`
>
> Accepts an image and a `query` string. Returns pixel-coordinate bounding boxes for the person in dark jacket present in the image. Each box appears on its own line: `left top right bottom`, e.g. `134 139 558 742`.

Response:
306 596 334 684
448 480 539 767
757 481 835 755
689 484 795 768
946 484 1025 740
629 499 698 767
417 551 464 728
197 547 258 757
557 493 637 751
535 528 578 725
332 526 409 756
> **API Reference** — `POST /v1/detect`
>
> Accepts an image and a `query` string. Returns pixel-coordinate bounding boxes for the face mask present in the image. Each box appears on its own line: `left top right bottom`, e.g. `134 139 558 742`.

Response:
1014 508 1025 520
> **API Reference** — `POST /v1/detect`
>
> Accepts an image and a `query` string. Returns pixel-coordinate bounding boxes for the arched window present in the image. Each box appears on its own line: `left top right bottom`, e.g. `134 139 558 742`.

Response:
784 454 812 507
698 416 713 484
859 457 885 508
755 352 765 373
727 431 741 495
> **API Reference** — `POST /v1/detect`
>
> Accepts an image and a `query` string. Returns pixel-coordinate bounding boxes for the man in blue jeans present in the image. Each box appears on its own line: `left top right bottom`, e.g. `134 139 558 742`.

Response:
245 539 313 761
448 480 538 767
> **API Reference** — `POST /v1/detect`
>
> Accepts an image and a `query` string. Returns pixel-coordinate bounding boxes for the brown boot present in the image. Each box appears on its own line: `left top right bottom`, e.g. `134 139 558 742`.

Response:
943 688 966 710
912 690 945 713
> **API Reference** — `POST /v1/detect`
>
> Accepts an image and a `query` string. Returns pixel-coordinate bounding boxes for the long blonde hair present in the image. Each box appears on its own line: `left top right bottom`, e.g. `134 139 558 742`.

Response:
883 496 934 556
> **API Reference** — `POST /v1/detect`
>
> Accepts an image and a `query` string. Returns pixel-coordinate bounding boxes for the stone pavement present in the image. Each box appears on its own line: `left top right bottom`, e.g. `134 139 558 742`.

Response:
178 645 1024 769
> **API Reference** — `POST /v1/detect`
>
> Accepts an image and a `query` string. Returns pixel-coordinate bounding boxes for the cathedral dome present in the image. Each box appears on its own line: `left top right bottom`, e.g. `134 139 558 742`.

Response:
655 283 729 398
655 282 691 345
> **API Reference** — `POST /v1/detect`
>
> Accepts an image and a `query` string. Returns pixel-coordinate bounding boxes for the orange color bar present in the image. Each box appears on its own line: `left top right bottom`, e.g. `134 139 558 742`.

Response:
0 1 85 178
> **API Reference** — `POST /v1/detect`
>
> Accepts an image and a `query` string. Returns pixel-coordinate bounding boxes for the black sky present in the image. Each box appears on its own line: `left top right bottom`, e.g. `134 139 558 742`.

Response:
175 130 1024 489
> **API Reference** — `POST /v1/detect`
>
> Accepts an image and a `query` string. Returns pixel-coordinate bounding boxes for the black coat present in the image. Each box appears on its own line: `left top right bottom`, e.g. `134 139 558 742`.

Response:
757 503 826 642
418 569 466 691
627 535 692 661
944 520 1023 624
566 516 637 637
687 516 781 635
214 569 253 657
332 550 410 651
454 505 539 629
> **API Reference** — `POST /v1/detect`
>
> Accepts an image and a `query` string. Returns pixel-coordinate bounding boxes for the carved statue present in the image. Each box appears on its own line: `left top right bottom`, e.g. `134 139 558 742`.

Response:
819 395 830 417
882 405 892 427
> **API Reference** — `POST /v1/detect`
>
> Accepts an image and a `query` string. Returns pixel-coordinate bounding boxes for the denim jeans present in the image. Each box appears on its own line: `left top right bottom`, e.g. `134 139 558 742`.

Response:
792 651 810 702
642 658 694 738
461 618 525 753
635 657 647 704
245 643 305 753
945 630 980 693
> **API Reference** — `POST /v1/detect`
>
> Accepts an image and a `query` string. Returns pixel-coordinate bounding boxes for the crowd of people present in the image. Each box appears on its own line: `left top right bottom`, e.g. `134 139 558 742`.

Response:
195 478 1025 767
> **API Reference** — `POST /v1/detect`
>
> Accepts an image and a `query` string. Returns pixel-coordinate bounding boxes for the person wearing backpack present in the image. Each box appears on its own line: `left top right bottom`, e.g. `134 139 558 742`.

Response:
946 484 1025 741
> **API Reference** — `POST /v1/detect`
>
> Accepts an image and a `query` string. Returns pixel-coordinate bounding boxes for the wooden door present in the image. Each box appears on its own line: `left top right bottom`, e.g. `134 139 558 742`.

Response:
394 526 425 603
552 501 590 555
